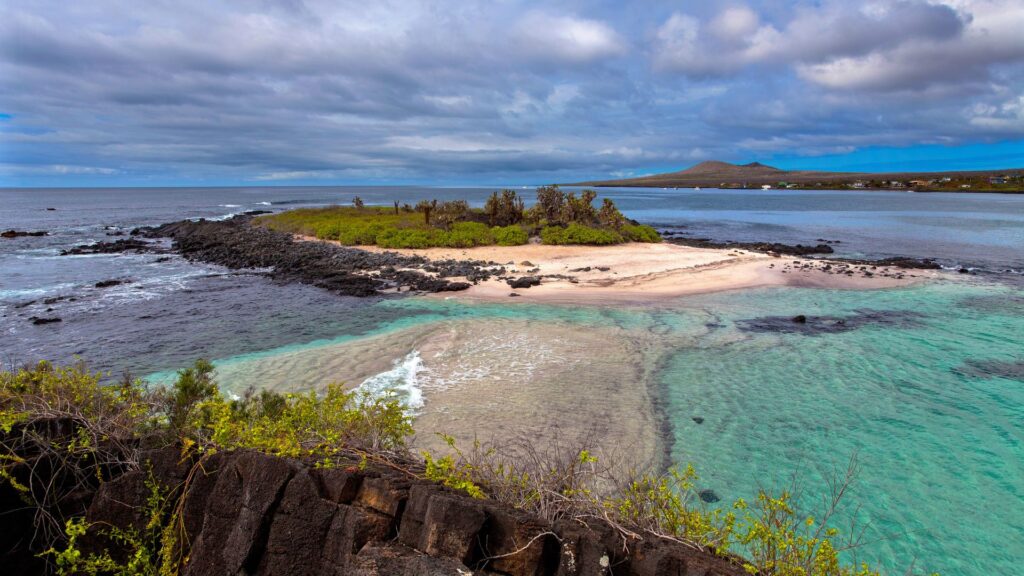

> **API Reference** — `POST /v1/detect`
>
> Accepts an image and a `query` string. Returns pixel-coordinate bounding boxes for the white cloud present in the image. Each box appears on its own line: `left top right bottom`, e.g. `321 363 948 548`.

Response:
52 165 119 175
969 94 1024 131
709 7 760 44
514 11 626 64
797 0 1024 91
651 0 1022 94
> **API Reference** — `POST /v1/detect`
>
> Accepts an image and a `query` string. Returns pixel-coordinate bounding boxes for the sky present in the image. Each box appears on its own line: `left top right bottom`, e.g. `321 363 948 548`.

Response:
1 0 1023 187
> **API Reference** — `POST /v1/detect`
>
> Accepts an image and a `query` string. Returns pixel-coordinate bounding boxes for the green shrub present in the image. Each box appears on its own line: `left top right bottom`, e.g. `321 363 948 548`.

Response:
491 225 529 246
196 384 413 458
621 224 661 243
169 359 217 432
312 221 342 240
376 228 448 249
335 222 386 245
541 224 624 245
444 222 494 248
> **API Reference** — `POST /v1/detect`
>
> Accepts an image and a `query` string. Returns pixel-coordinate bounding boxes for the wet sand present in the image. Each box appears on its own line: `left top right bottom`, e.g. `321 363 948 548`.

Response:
213 317 669 470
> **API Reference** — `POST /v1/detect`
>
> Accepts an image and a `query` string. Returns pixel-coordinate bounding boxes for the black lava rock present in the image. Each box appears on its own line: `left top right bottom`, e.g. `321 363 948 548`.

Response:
136 216 480 297
29 316 62 325
2 230 47 238
507 276 542 289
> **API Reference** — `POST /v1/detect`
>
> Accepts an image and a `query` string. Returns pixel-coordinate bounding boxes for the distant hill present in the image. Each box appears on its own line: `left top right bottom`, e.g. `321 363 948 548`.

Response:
572 161 853 187
571 161 1024 192
672 160 786 178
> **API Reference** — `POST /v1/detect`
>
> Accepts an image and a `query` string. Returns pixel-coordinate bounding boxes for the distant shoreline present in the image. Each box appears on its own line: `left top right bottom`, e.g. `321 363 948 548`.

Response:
569 160 1024 193
577 184 1024 194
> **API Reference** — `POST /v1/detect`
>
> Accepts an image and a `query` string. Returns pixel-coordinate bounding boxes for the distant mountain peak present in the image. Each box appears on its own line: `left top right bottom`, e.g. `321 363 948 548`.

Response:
677 160 783 176
742 161 777 170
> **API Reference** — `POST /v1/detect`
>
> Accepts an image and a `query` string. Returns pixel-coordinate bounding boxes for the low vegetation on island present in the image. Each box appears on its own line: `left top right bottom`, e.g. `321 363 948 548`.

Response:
257 186 661 249
0 360 929 576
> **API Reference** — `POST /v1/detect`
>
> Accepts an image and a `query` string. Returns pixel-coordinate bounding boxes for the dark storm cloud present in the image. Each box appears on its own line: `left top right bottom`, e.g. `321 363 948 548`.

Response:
0 0 1022 185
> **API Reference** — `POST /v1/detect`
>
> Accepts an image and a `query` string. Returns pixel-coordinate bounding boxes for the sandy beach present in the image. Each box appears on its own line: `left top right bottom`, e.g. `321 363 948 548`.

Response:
300 236 940 305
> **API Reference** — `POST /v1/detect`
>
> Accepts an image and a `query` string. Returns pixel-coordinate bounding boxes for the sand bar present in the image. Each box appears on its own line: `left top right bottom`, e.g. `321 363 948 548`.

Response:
299 236 940 305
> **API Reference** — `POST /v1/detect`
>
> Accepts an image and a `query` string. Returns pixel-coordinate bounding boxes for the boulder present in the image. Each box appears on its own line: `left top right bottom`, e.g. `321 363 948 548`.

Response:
507 276 541 289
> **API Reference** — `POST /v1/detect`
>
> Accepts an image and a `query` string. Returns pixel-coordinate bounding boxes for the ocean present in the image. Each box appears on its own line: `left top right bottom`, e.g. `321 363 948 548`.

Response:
2 186 1023 574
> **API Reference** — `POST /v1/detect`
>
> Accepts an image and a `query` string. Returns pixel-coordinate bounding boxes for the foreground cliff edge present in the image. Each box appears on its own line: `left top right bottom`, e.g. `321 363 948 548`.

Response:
1 361 901 575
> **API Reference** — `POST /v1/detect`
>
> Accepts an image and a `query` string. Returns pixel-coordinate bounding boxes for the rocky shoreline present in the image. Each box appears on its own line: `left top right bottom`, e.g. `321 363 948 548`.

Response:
1 444 748 576
62 215 513 297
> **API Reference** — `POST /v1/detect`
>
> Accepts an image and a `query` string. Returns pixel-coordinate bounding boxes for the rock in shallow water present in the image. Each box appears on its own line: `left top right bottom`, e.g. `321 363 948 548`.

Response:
699 489 720 503
29 316 62 325
2 229 47 238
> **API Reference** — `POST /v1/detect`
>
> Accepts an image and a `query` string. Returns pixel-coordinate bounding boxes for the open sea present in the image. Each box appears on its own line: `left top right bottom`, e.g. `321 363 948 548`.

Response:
2 186 1023 574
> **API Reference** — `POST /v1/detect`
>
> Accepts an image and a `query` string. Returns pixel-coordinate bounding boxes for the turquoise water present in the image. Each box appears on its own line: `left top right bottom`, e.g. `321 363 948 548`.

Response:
174 278 1024 574
662 282 1024 575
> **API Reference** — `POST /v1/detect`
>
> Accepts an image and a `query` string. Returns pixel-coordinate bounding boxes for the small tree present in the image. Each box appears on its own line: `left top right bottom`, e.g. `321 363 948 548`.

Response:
597 198 626 229
353 197 365 209
415 199 438 225
533 185 565 224
434 200 469 229
485 190 526 226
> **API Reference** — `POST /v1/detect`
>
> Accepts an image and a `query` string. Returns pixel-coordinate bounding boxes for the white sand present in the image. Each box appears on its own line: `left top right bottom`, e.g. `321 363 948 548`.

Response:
299 238 938 305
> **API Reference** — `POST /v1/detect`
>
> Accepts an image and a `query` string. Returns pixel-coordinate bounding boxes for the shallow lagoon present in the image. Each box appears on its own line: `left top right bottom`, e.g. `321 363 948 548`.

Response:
176 279 1024 575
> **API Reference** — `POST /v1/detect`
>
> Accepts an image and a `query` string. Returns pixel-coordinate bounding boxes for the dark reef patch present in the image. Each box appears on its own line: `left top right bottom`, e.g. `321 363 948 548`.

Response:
698 489 721 503
959 294 1024 315
737 309 926 335
954 359 1024 381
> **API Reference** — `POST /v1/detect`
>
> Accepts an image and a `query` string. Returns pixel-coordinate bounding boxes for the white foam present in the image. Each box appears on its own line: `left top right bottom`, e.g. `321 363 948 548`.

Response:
258 201 271 206
356 351 425 412
219 204 241 208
